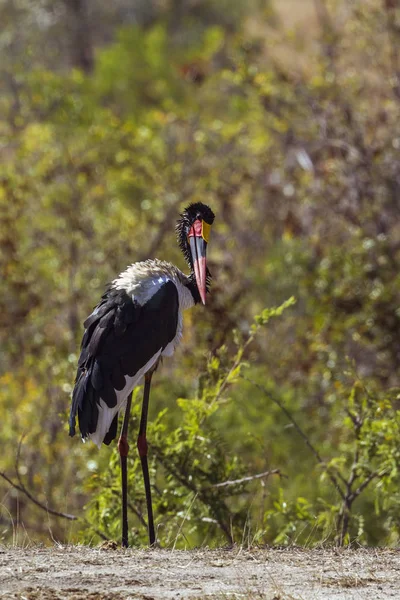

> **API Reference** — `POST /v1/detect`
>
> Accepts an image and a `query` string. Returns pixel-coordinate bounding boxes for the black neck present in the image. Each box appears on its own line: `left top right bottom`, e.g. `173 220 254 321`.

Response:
186 273 202 305
184 270 212 305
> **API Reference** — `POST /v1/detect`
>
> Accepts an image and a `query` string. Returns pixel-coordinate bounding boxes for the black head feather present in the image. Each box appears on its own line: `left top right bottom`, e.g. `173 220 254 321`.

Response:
176 202 215 267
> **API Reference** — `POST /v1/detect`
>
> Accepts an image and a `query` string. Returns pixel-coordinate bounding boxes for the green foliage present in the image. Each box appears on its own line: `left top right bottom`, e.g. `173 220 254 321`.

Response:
93 25 184 116
259 378 400 546
251 297 296 333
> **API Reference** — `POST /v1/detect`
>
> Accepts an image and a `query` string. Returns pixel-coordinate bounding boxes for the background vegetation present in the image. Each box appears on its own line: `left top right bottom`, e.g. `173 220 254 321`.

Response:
1 0 400 548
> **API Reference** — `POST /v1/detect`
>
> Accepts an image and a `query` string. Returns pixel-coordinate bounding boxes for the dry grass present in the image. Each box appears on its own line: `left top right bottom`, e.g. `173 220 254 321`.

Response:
0 545 399 599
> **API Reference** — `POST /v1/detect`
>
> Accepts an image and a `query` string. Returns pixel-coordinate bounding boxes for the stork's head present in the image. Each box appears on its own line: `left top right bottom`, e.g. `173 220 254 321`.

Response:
176 202 215 305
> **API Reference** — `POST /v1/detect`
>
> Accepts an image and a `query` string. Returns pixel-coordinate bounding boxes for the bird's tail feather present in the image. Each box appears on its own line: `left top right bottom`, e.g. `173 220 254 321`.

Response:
69 369 98 439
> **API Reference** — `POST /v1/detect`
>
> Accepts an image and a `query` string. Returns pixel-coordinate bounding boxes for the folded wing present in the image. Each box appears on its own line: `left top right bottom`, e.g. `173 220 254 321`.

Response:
69 280 179 445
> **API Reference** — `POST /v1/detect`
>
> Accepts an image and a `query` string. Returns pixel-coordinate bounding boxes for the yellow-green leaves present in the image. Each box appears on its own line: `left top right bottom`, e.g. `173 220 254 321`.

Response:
251 296 296 334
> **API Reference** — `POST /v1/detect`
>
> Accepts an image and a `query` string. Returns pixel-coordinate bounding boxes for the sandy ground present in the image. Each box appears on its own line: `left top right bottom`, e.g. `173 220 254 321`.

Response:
0 545 399 599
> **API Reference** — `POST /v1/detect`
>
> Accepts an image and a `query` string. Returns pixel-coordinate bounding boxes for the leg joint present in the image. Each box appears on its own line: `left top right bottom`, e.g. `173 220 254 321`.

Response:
137 434 148 458
118 436 129 457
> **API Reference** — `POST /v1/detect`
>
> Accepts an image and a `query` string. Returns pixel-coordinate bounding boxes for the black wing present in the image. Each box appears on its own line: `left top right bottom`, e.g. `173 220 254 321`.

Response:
69 280 179 444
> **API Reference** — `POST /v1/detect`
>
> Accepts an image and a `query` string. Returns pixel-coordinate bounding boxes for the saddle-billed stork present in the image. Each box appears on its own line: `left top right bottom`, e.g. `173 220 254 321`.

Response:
69 202 215 547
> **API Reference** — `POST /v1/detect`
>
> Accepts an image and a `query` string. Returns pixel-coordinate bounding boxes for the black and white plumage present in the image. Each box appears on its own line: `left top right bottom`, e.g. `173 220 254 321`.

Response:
69 202 215 546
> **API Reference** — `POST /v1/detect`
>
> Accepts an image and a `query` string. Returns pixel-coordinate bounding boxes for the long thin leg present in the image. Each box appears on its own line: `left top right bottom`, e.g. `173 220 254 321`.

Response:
118 391 133 548
137 371 156 546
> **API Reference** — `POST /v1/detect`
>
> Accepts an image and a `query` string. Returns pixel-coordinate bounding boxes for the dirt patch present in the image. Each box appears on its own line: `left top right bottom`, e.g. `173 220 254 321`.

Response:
0 545 399 599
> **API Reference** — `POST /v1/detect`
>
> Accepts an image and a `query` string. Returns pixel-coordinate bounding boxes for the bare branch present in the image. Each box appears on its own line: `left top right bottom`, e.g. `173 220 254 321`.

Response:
208 469 283 489
151 446 234 544
244 377 346 500
81 519 109 542
109 488 148 530
0 471 77 521
349 470 387 503
128 502 148 529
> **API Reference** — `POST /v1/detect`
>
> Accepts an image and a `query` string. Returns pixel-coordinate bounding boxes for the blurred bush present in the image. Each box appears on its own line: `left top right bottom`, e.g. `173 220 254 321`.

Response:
1 0 400 547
